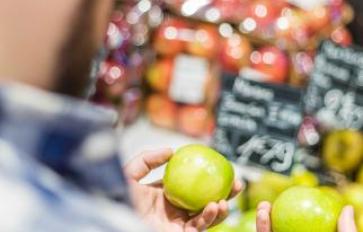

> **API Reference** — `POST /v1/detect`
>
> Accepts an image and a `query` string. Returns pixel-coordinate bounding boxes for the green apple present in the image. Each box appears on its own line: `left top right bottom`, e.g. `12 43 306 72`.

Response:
207 222 235 232
272 186 343 232
247 181 279 209
342 183 363 212
319 186 345 207
163 144 234 212
323 130 363 173
237 192 248 212
291 168 319 187
260 172 293 194
356 210 363 232
237 210 257 232
247 172 292 209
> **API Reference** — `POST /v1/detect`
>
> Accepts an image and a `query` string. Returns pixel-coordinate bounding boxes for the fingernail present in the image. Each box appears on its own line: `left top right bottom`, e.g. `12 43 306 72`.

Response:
258 209 269 221
236 180 243 190
257 201 270 211
346 205 354 217
205 202 218 214
219 199 227 205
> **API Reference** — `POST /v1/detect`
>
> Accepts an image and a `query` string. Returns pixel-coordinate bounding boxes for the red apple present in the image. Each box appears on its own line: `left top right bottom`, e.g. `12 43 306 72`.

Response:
330 26 352 47
247 0 282 27
220 33 252 73
330 0 344 5
146 58 173 92
289 51 314 87
250 46 289 83
146 94 177 129
104 11 131 51
306 6 331 33
153 18 187 56
274 8 310 47
206 116 216 136
204 72 220 107
98 60 128 98
213 0 249 21
186 24 220 58
178 105 209 137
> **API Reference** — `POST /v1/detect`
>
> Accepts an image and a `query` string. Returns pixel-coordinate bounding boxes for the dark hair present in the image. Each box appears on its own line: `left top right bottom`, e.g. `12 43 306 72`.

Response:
54 0 98 97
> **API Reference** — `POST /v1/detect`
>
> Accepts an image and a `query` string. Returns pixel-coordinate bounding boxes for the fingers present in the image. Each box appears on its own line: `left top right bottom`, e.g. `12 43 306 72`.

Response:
257 201 272 232
185 202 219 231
209 200 229 228
228 180 244 200
338 206 357 232
124 148 173 181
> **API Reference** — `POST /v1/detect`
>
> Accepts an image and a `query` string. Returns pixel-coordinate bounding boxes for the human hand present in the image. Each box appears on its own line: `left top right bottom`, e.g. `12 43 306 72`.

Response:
256 201 357 232
124 148 243 232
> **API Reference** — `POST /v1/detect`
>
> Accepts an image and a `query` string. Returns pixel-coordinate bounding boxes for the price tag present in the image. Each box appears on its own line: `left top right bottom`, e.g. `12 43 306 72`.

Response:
305 40 363 130
213 74 303 175
169 55 209 104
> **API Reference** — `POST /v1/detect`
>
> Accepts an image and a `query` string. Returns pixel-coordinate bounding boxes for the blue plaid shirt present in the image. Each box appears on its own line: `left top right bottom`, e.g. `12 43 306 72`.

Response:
0 84 149 232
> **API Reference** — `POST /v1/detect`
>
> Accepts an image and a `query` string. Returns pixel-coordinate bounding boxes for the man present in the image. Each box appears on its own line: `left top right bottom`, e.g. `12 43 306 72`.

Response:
0 1 356 232
0 1 240 231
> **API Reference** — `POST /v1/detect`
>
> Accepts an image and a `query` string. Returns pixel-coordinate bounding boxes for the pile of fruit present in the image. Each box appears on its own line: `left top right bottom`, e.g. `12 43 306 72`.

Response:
90 0 354 134
145 17 219 137
164 0 353 50
209 163 363 232
162 0 353 87
141 0 354 137
224 128 363 232
92 2 159 125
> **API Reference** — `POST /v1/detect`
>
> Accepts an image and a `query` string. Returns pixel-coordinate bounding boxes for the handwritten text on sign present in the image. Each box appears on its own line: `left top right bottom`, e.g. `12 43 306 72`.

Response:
214 75 303 174
305 40 363 130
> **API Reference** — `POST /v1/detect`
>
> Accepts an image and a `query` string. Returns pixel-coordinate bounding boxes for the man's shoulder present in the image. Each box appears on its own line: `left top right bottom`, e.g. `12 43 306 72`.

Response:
0 139 150 232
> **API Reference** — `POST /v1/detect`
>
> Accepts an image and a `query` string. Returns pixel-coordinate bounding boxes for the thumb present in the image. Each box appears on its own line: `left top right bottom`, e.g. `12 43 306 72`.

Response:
256 202 272 232
338 206 357 232
124 148 173 181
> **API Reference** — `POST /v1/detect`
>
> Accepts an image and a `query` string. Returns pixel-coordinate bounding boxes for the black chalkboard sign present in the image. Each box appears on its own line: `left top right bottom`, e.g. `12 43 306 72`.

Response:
305 40 363 130
214 74 304 175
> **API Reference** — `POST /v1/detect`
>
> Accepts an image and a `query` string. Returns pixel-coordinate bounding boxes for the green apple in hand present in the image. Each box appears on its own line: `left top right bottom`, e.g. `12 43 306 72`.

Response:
272 186 343 232
163 144 234 212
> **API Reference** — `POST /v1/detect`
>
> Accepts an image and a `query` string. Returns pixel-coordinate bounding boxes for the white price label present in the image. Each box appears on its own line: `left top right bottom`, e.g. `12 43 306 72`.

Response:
169 55 209 104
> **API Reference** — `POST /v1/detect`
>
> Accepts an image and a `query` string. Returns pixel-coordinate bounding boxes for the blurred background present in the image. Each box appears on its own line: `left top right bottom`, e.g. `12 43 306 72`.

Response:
78 0 363 230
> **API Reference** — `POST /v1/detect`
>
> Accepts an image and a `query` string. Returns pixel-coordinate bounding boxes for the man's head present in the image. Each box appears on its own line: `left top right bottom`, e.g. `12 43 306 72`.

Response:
0 0 114 97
